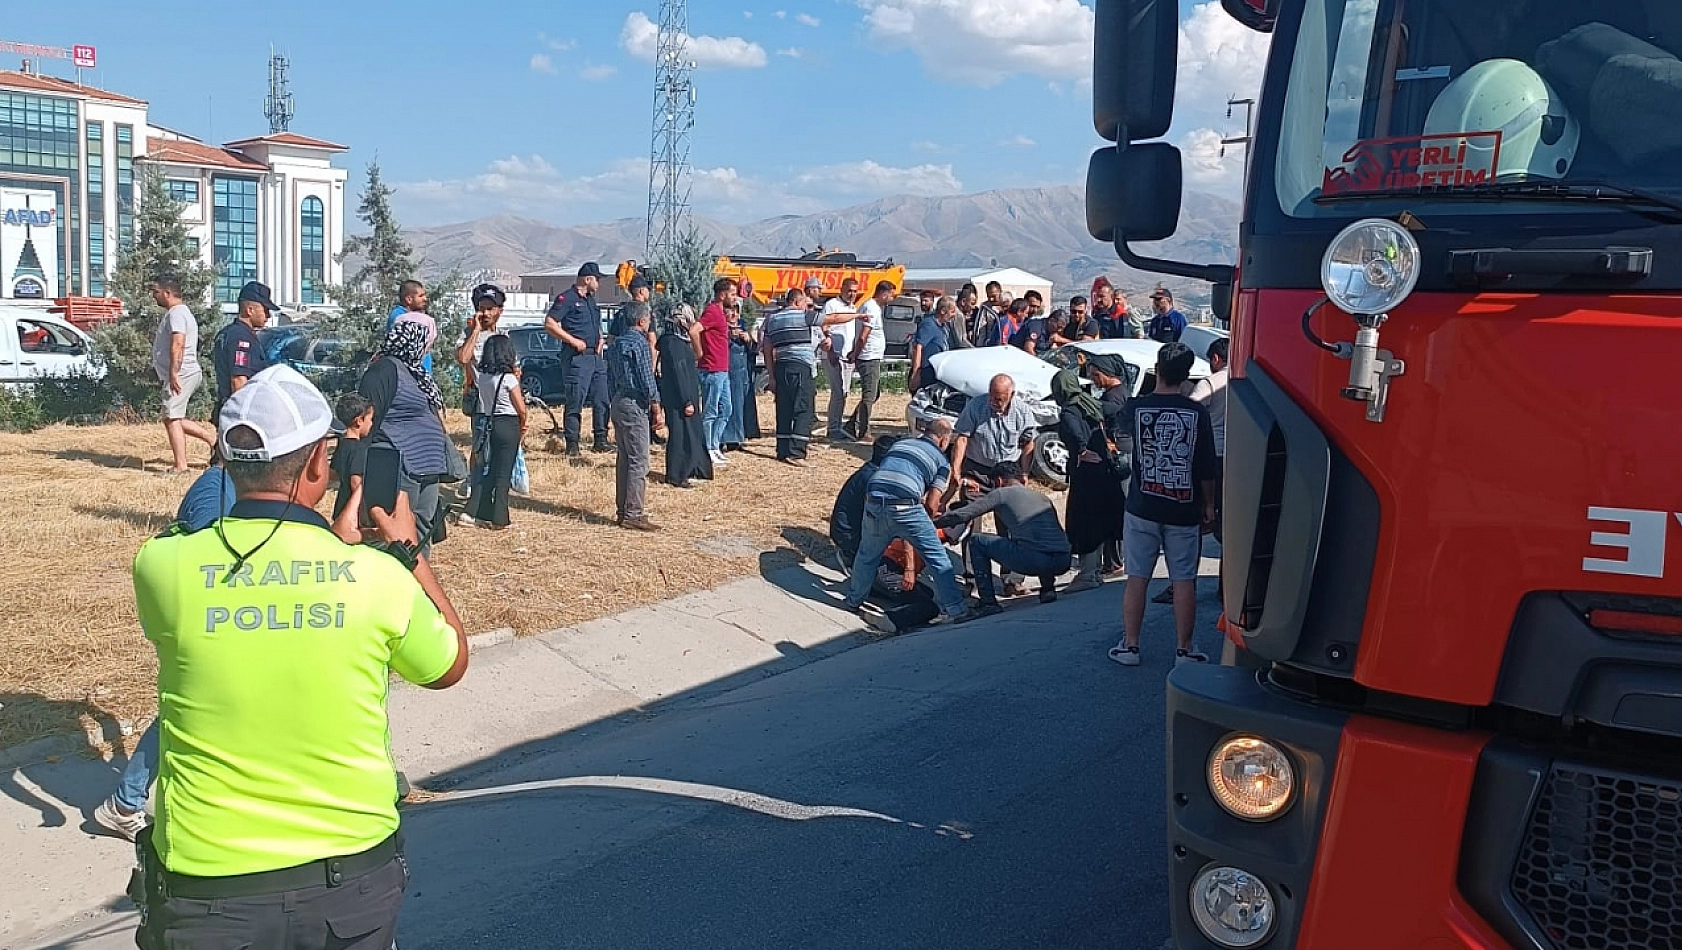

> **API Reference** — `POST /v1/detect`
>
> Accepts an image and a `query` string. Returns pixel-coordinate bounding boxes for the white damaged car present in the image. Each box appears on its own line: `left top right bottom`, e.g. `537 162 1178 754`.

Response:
905 338 1212 487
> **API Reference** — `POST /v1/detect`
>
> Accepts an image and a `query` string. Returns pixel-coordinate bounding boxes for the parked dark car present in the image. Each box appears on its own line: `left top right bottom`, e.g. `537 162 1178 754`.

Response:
258 325 366 393
507 325 570 404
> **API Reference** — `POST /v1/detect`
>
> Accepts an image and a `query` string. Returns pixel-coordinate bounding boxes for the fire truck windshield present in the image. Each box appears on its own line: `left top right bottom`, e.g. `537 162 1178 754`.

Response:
1274 0 1682 219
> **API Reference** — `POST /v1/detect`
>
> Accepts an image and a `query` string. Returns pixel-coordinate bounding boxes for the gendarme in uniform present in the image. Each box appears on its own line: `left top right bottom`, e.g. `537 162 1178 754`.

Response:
129 364 465 950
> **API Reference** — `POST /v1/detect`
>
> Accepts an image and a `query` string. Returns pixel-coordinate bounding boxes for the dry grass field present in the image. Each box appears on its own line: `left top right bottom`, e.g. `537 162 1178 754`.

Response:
0 392 911 751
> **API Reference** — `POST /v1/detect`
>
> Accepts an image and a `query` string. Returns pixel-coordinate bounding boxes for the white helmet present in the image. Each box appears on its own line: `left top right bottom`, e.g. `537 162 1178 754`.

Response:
1424 59 1579 180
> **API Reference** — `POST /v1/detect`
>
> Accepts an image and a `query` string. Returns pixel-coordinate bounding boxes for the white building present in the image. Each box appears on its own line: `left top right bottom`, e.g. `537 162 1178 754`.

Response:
901 266 1054 303
0 64 348 309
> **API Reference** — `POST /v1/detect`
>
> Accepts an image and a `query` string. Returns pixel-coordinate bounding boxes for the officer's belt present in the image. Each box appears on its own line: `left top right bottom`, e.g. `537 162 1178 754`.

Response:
145 831 402 899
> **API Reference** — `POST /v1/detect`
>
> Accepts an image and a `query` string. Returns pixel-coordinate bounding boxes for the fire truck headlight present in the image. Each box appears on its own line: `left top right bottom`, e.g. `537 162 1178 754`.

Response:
1190 865 1278 948
1320 217 1420 316
1207 735 1296 821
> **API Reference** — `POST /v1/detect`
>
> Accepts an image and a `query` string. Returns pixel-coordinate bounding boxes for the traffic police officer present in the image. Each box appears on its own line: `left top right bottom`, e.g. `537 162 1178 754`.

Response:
211 281 281 419
129 364 468 950
544 262 611 457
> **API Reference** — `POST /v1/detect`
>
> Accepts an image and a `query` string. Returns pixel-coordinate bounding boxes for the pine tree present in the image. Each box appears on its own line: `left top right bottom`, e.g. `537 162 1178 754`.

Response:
323 160 421 357
649 224 718 320
97 167 222 414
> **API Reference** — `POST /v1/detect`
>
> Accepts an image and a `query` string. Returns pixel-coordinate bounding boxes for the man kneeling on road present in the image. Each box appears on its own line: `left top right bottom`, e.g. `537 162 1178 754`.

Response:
841 418 977 627
128 364 469 950
935 483 1071 614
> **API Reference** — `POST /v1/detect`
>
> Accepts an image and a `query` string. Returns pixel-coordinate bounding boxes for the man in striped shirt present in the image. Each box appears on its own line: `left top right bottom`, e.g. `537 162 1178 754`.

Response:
761 287 863 466
606 303 663 531
841 418 977 626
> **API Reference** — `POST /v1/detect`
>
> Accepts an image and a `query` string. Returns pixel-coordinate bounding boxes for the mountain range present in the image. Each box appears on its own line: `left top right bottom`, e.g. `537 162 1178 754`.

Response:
400 184 1241 310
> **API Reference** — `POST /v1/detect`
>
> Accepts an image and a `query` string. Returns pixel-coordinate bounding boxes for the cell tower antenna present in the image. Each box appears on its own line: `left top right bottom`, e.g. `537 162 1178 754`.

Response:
264 48 295 134
646 0 696 259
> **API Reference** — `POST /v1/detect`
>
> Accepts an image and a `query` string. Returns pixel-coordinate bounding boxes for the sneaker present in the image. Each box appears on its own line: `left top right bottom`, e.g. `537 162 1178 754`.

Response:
621 517 661 532
976 601 1004 617
932 607 980 626
711 450 730 465
1064 577 1103 594
1108 643 1142 667
1175 649 1210 666
93 795 149 841
565 444 582 459
456 513 480 528
858 603 898 635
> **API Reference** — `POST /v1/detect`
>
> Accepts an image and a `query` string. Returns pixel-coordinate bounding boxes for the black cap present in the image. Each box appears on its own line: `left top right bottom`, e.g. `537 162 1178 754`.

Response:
237 281 280 311
1151 287 1172 300
629 274 651 291
578 262 603 279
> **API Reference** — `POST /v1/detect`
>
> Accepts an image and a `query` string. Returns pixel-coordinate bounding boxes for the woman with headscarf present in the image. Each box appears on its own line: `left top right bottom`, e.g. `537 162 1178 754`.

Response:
359 318 454 553
656 304 715 488
1053 365 1127 594
722 301 761 451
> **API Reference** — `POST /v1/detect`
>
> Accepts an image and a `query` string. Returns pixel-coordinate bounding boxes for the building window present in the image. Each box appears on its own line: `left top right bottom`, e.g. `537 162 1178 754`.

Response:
0 92 81 294
165 179 199 205
186 237 200 256
86 122 103 295
299 196 325 304
115 124 134 254
212 176 258 303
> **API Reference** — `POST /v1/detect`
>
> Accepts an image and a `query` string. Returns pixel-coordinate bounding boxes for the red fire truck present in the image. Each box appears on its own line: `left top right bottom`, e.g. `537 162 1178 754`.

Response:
1087 1 1682 948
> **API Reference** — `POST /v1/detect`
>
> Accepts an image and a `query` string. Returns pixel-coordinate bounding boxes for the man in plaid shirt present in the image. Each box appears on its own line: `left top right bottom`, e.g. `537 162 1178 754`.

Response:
606 302 664 531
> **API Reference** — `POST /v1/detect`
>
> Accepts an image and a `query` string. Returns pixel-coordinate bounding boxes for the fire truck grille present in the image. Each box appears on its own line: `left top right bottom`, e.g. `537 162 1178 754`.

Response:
1511 765 1682 950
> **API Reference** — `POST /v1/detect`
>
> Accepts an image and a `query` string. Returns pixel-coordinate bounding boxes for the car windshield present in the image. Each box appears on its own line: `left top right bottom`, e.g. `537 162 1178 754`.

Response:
1275 0 1682 217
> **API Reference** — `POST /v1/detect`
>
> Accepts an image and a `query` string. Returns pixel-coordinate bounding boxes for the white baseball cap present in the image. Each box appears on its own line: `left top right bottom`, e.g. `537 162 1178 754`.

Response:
217 364 334 462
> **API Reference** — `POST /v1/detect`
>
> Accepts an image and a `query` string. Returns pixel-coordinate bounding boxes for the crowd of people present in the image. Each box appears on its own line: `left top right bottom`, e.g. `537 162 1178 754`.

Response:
100 263 1230 949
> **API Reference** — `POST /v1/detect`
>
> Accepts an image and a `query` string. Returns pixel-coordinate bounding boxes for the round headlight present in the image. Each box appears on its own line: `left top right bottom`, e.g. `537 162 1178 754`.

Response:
1320 217 1420 315
1208 735 1296 821
1190 865 1278 948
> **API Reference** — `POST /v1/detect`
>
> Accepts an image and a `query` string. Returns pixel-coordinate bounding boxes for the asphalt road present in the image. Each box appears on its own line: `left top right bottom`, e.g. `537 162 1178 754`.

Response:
24 575 1219 950
397 578 1216 950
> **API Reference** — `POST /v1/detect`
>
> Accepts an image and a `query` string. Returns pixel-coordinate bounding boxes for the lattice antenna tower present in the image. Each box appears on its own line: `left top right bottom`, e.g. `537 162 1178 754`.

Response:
646 0 696 258
264 48 295 134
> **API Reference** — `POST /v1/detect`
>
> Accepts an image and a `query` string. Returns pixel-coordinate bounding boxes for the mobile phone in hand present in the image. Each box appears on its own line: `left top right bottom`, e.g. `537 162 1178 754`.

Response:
361 444 402 522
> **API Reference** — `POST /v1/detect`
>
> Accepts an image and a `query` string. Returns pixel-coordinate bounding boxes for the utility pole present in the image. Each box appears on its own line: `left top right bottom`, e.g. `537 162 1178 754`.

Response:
646 0 696 259
1220 96 1256 163
264 48 295 135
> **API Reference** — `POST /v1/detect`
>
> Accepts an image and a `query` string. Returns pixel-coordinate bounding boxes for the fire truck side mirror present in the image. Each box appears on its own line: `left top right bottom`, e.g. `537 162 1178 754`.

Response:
1093 0 1178 143
1220 0 1281 33
1086 143 1182 244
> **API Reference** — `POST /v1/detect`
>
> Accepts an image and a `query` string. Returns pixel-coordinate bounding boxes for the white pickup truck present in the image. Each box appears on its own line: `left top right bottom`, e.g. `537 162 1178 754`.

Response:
0 304 102 387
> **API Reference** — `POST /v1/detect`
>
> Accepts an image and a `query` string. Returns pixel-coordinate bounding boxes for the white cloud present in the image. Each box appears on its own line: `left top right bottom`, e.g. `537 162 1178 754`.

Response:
539 33 576 51
1002 135 1036 147
743 10 754 18
777 47 805 59
621 11 769 70
396 156 963 226
580 63 617 81
796 13 821 26
1179 127 1246 196
911 140 942 152
1175 2 1270 128
775 10 787 18
794 160 962 197
858 0 1093 86
529 54 556 75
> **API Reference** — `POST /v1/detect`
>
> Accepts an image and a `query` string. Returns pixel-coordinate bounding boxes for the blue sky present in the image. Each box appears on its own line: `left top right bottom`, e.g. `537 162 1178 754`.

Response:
16 1 1264 227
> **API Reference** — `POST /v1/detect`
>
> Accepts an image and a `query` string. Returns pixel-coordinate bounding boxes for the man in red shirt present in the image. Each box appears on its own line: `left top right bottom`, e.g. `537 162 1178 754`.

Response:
694 277 736 466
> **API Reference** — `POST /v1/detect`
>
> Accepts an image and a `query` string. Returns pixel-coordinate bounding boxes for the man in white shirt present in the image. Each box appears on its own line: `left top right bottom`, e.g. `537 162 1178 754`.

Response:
822 278 862 441
844 280 894 441
150 276 215 474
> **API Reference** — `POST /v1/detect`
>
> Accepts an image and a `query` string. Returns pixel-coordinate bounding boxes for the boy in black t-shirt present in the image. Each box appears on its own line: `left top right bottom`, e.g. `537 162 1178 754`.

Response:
1108 342 1218 668
330 393 375 519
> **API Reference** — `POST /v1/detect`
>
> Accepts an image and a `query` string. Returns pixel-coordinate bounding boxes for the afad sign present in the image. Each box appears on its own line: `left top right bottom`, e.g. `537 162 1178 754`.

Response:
2 208 54 227
1323 131 1503 195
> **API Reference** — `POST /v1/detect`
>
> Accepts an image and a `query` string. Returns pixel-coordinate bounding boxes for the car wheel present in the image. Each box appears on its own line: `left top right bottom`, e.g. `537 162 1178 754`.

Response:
1029 430 1069 489
521 373 545 403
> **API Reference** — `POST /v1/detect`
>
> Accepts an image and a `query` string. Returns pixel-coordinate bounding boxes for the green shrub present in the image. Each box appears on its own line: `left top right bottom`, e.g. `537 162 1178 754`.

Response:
0 386 44 432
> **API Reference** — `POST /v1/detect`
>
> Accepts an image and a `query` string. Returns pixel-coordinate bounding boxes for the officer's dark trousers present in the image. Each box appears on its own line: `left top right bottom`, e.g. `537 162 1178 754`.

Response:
563 353 610 447
138 845 406 950
773 361 815 460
